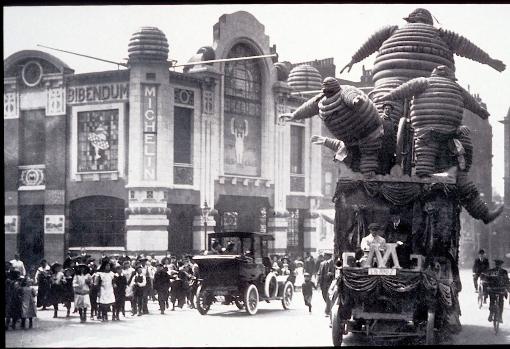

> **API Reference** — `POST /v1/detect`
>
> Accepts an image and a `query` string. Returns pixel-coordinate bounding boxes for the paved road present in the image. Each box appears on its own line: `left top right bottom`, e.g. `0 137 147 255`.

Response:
5 269 509 347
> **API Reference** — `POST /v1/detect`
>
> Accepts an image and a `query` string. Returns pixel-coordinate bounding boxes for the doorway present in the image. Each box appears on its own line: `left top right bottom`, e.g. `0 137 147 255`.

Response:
19 205 45 273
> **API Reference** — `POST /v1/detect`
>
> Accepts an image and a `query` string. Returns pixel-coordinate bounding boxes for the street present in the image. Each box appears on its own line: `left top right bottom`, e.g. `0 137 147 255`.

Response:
6 269 509 347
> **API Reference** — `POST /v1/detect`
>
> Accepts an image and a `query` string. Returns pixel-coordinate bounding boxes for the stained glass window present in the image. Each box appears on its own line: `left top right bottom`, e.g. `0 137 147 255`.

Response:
287 210 299 247
77 109 118 172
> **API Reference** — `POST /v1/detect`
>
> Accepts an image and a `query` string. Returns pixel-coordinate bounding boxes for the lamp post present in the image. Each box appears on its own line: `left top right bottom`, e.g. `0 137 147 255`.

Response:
201 201 211 251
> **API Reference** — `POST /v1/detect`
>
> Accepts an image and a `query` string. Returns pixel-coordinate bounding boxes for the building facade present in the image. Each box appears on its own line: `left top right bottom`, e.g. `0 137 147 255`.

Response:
4 11 331 268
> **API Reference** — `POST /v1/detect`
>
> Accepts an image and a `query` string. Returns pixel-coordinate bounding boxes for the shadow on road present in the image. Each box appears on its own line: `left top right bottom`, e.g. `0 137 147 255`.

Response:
452 324 510 345
205 308 298 317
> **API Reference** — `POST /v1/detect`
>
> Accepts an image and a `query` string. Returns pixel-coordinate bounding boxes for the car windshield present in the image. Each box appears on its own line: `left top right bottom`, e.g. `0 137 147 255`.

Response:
214 236 252 256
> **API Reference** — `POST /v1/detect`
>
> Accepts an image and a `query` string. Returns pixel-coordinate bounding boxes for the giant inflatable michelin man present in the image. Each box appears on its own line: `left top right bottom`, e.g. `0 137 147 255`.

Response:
340 8 506 125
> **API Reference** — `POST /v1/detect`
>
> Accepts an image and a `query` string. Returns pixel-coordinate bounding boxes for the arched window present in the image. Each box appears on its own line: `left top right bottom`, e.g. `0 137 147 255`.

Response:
224 43 262 176
70 196 125 247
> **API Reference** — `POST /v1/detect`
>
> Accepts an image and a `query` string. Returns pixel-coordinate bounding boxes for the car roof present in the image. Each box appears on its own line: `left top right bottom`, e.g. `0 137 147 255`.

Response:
209 231 275 240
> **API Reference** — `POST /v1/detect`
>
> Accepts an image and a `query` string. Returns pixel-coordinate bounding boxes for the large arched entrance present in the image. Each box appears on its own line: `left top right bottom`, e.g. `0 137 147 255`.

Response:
70 196 125 247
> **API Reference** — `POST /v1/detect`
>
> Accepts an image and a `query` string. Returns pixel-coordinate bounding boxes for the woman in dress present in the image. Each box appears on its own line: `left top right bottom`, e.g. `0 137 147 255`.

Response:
34 259 51 310
96 261 115 322
20 277 37 328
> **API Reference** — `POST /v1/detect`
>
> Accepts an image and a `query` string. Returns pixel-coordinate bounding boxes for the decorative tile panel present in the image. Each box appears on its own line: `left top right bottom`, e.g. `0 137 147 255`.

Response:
4 92 19 119
18 165 46 189
46 87 66 116
174 88 194 105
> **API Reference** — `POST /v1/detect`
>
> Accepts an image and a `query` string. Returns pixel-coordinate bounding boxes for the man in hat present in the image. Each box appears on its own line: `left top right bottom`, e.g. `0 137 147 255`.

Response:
317 252 335 316
379 103 397 174
153 263 171 314
360 223 387 253
481 259 510 323
472 249 490 292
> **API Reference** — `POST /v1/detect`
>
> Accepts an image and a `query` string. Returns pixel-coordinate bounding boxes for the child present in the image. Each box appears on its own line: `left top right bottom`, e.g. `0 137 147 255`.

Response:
20 277 37 329
49 262 64 318
130 265 146 316
112 265 127 320
5 270 22 330
294 260 305 291
72 264 91 323
302 272 317 313
96 261 115 322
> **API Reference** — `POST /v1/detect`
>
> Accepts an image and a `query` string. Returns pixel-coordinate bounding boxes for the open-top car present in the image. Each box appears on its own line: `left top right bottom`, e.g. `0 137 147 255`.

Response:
192 231 294 315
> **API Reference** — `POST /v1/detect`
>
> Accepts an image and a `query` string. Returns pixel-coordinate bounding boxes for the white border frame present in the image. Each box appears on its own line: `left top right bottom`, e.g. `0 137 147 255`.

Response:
70 102 126 181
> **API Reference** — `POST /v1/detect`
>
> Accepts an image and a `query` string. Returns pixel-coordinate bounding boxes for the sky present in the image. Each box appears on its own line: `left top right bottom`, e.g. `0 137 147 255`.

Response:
4 4 510 196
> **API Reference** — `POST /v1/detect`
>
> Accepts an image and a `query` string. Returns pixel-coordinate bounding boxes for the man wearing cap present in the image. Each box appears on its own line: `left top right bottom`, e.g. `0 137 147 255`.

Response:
317 252 335 316
130 265 147 316
481 259 510 323
472 249 490 292
360 223 387 253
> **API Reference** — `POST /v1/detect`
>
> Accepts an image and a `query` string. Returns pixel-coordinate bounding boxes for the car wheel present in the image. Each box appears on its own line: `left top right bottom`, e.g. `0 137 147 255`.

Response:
331 306 344 346
196 285 211 315
425 310 435 345
281 281 294 310
264 272 278 298
244 284 259 315
234 297 244 310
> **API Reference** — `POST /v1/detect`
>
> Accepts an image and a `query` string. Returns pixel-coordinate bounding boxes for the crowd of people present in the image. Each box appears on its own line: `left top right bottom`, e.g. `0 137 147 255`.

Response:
5 249 334 330
5 249 201 330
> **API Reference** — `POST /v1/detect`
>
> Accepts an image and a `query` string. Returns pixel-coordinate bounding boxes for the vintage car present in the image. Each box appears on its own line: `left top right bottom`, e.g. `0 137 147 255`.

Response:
192 231 294 315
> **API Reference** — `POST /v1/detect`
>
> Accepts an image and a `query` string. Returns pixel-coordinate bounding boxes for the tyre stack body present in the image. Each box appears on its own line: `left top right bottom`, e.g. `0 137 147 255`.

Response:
367 22 456 125
289 78 382 175
381 70 466 177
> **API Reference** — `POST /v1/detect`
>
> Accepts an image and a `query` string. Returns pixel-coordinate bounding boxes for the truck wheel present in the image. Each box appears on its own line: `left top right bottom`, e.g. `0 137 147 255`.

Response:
196 285 210 315
425 310 435 345
244 284 259 315
331 307 344 346
281 281 294 309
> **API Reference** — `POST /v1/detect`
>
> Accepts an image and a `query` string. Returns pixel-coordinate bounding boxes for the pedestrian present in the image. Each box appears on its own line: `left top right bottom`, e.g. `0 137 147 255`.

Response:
72 263 92 323
5 269 22 330
62 265 76 318
88 259 99 320
302 272 317 313
148 260 157 302
96 261 115 322
10 254 26 277
294 260 305 290
35 259 52 310
317 252 335 316
170 269 187 310
482 259 510 323
473 249 490 291
112 265 127 320
49 262 64 318
20 277 37 329
304 253 316 279
153 263 171 314
130 265 147 316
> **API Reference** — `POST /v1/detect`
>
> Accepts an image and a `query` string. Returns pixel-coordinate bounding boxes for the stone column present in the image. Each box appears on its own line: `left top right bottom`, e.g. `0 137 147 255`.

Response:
192 215 217 253
303 212 319 254
267 214 288 255
125 27 171 253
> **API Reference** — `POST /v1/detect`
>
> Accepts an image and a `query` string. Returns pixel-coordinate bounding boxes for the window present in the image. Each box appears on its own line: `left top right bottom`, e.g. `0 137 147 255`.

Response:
287 210 299 247
70 196 125 247
77 109 118 172
20 110 45 165
224 43 262 176
174 106 193 185
290 125 305 192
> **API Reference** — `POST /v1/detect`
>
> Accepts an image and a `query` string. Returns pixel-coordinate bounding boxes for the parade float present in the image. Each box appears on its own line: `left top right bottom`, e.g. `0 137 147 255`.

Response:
281 8 506 345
